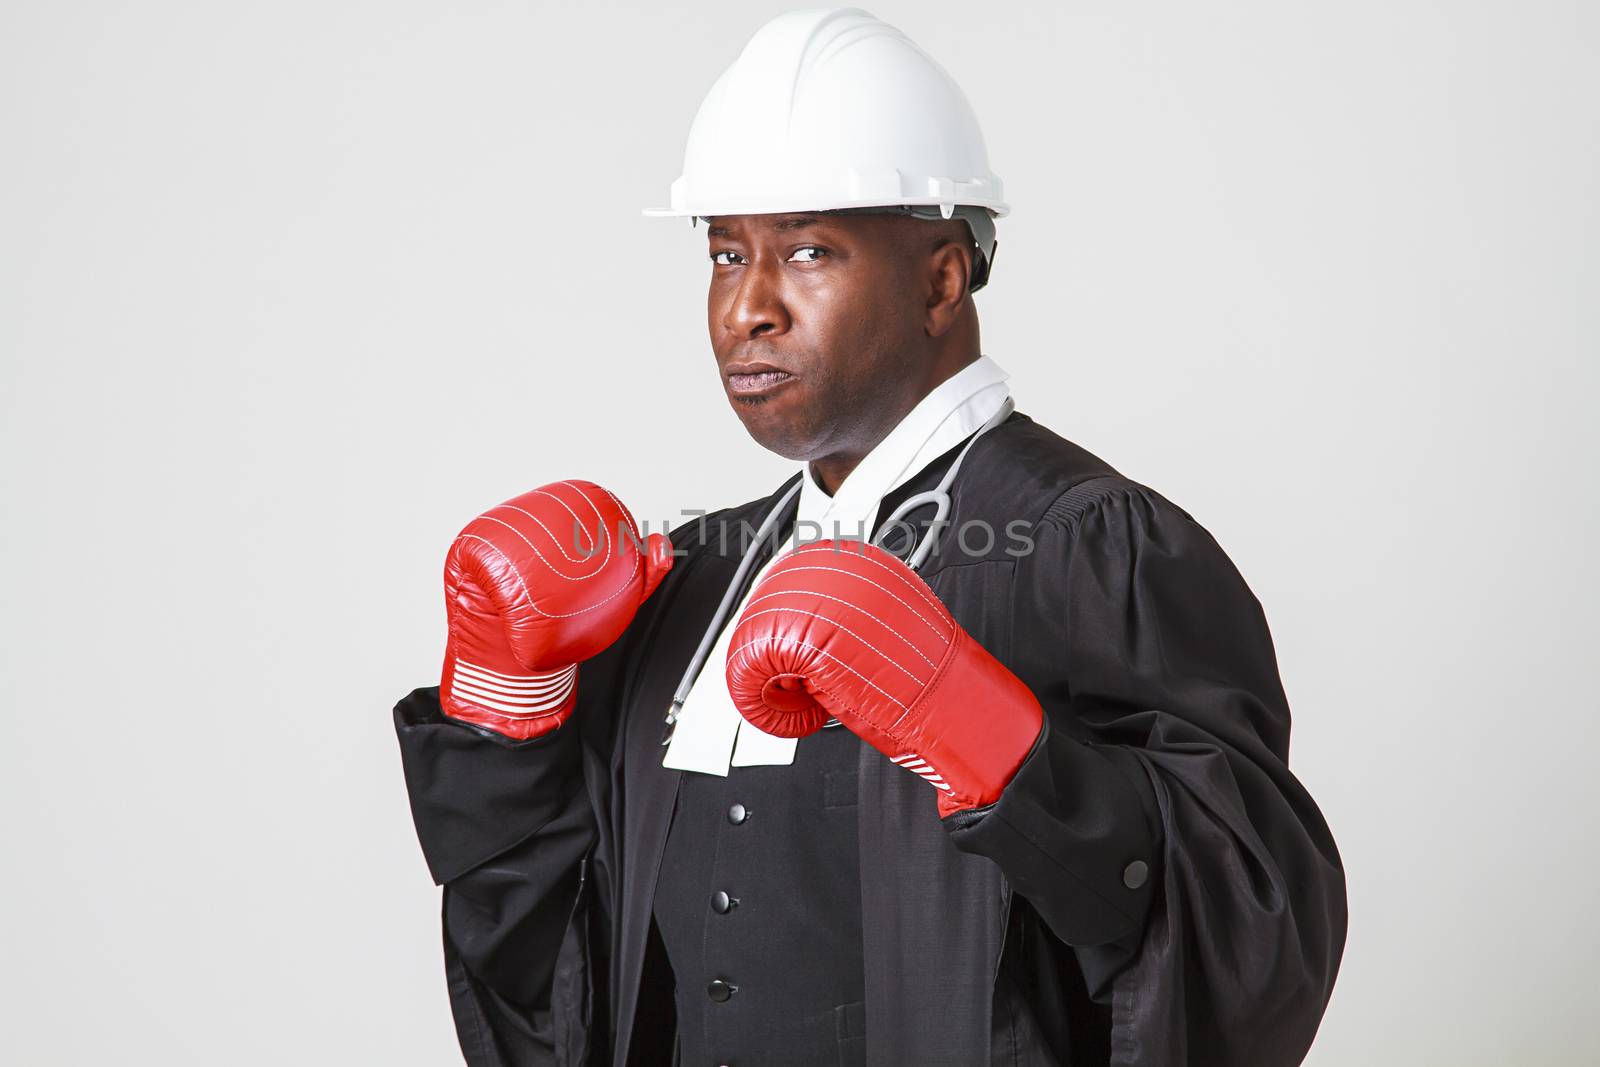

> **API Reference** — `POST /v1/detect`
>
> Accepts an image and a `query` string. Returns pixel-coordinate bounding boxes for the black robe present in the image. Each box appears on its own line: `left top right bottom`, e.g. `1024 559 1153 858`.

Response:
394 411 1348 1066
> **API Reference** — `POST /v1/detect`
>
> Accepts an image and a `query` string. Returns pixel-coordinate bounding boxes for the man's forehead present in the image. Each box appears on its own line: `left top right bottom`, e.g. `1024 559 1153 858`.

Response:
704 213 851 239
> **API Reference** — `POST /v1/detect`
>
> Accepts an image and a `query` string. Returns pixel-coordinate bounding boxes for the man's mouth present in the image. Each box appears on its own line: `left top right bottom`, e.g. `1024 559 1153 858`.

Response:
725 363 797 398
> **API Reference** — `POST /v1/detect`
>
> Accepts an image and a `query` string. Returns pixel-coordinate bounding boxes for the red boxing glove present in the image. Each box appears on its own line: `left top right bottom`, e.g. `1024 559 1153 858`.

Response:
725 540 1044 817
442 480 672 740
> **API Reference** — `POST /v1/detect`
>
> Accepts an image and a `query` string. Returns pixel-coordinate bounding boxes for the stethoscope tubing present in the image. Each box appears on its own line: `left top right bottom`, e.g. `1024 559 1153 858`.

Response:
663 477 802 735
875 396 1014 571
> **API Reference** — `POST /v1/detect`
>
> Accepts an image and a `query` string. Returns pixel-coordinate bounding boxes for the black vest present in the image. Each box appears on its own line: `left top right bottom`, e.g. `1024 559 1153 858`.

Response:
654 722 867 1066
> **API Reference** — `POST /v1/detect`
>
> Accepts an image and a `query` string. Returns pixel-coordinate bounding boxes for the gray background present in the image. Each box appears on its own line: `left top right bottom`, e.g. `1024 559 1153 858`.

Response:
2 1 1595 1063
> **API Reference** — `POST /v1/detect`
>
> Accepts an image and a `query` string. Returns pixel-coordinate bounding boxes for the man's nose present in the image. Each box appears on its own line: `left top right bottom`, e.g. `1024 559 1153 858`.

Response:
723 261 790 339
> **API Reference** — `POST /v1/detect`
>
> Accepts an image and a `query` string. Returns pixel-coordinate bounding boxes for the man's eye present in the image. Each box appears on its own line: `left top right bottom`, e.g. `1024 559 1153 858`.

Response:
710 250 743 266
789 246 827 263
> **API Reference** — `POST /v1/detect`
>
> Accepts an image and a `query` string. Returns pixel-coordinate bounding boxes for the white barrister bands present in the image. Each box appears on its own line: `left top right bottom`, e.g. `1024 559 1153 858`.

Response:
454 661 577 719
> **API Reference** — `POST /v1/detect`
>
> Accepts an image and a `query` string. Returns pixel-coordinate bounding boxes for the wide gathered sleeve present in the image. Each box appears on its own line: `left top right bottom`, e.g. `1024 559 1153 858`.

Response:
394 617 632 1067
946 477 1347 1066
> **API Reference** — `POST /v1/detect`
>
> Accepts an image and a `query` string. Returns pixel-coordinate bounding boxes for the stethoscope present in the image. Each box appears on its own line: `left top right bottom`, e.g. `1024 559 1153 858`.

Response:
661 396 1016 742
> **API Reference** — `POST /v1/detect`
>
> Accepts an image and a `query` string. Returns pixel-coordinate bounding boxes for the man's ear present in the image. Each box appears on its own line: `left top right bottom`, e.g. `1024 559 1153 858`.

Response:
924 239 973 338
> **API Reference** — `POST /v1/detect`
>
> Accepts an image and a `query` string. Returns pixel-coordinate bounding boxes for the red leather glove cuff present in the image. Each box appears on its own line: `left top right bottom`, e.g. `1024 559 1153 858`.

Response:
894 629 1045 817
441 661 579 741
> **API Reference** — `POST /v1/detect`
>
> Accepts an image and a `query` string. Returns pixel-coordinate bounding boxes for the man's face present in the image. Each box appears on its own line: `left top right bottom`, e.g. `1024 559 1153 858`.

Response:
705 212 935 464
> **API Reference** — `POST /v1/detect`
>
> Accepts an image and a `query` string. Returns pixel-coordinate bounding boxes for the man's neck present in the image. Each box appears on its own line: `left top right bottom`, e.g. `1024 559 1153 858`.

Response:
809 448 871 497
807 352 982 495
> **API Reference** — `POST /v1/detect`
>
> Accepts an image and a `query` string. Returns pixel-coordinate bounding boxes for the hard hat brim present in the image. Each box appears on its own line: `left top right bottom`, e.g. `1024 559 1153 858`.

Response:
643 197 1009 220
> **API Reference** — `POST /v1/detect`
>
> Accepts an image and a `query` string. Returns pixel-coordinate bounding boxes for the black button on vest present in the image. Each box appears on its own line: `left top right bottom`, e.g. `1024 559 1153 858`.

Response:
654 724 865 1067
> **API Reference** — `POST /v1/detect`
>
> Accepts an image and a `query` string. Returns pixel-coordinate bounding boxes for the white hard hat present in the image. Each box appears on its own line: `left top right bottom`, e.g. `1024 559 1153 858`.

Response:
646 7 1006 287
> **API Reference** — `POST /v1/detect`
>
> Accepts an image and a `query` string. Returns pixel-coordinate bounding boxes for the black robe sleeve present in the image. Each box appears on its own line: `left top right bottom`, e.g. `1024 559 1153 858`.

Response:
394 633 625 1066
945 477 1347 1065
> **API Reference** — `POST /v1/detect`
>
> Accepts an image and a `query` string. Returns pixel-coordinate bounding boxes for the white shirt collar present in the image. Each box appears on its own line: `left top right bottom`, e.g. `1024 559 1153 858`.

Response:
796 354 1012 540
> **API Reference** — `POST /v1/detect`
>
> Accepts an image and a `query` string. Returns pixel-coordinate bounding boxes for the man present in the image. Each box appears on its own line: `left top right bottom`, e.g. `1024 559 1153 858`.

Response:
394 9 1347 1066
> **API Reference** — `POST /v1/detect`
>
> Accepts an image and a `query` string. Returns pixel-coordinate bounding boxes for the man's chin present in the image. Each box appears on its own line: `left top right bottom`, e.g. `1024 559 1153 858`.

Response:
730 403 827 463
